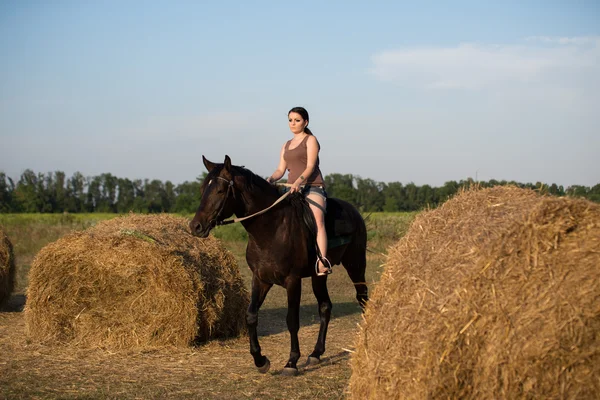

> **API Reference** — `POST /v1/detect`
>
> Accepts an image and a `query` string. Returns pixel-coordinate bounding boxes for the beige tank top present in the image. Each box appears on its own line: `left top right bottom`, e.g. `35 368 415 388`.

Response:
283 135 325 187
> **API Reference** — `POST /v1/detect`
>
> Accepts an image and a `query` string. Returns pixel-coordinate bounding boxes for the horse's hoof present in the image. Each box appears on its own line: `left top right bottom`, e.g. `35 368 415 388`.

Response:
257 357 270 374
281 367 298 376
307 356 321 366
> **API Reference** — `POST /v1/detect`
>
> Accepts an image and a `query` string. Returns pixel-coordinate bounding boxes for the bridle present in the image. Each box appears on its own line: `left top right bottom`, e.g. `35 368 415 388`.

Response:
203 176 235 227
202 175 292 227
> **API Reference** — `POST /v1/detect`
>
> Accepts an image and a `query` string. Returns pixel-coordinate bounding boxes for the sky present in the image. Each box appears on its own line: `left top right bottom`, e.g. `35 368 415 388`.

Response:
1 0 599 188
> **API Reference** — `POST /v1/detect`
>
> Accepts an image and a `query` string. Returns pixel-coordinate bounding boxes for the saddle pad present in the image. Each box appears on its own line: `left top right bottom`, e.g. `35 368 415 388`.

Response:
325 198 356 237
327 235 352 249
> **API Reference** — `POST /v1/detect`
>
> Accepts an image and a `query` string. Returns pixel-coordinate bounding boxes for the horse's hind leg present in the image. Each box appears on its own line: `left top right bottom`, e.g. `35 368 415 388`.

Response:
307 275 332 365
247 274 272 373
341 247 369 310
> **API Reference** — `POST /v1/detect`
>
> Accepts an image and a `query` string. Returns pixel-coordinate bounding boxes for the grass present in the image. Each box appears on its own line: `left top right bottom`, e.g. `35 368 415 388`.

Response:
0 211 416 399
0 213 115 292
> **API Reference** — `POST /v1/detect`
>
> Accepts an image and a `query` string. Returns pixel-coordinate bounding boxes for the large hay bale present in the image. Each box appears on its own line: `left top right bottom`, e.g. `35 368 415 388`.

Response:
349 186 541 398
25 214 249 348
0 227 16 307
457 197 600 398
350 188 600 399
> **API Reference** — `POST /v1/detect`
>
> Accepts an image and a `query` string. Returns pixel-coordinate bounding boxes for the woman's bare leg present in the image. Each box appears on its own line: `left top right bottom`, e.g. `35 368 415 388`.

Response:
307 193 328 274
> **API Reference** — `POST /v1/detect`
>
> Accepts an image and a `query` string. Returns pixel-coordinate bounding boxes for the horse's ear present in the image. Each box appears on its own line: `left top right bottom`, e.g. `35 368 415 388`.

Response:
224 155 232 171
203 155 216 172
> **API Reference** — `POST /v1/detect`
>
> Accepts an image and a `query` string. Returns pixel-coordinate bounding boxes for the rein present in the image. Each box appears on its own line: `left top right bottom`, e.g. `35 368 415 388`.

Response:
212 178 330 272
214 182 294 226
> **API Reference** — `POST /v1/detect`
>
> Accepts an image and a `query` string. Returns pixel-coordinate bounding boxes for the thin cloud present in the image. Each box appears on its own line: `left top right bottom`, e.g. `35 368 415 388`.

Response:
370 36 599 90
525 36 600 46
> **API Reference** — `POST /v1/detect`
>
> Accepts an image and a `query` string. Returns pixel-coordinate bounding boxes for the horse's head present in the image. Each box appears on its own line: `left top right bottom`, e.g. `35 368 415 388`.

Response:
189 155 238 238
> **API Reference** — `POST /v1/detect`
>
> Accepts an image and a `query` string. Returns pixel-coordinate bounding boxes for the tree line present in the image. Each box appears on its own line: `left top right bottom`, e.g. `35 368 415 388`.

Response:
0 169 598 214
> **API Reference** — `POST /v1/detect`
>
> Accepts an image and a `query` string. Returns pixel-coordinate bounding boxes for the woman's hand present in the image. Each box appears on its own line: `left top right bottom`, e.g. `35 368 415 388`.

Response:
290 182 301 193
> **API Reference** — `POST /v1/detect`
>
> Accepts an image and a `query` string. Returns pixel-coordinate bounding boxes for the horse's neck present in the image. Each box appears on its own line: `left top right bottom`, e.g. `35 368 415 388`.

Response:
237 186 280 217
238 187 287 239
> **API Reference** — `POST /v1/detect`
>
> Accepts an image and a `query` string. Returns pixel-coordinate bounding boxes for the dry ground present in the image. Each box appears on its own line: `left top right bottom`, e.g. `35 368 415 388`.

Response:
0 213 411 399
0 247 386 400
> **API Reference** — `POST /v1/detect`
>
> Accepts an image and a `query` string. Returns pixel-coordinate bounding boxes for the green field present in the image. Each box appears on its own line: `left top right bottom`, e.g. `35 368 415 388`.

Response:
0 212 415 294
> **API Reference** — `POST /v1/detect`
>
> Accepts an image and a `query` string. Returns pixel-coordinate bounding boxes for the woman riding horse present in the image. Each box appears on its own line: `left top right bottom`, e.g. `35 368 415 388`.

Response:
266 106 331 276
189 154 368 375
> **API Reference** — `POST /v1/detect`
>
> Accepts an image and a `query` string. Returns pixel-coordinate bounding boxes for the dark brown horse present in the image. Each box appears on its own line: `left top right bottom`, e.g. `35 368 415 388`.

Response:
189 155 368 375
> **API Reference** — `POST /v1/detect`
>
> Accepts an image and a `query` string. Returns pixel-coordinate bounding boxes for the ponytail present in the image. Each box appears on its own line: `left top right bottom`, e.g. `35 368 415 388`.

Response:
304 127 313 135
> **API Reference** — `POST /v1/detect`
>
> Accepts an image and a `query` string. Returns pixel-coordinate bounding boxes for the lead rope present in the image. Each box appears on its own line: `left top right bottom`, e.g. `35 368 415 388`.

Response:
216 182 297 226
217 190 290 225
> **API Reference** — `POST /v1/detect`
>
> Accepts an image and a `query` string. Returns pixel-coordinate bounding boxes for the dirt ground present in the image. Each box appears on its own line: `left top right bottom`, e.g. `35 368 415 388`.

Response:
0 276 367 400
0 213 400 399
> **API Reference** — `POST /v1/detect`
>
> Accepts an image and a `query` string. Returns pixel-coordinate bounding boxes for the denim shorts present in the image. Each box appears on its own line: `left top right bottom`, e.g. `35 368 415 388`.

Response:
301 185 327 200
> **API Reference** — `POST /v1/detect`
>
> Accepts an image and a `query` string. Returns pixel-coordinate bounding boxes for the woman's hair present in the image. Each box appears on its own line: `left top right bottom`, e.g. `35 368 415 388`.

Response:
288 106 313 135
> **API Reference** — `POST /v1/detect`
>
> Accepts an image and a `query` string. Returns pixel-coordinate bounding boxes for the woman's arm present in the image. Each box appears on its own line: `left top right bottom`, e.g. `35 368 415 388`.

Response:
290 135 319 192
266 143 288 183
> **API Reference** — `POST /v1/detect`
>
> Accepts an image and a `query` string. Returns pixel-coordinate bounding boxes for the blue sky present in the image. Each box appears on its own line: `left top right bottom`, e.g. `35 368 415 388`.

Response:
1 1 599 187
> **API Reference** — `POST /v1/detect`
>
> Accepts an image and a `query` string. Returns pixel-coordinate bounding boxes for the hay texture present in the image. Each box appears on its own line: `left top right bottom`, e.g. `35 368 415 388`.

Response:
25 214 249 349
350 187 600 399
0 227 16 307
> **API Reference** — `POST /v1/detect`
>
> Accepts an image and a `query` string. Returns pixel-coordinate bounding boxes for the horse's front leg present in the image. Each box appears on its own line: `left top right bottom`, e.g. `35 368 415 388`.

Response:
247 273 272 373
307 275 332 365
282 277 302 376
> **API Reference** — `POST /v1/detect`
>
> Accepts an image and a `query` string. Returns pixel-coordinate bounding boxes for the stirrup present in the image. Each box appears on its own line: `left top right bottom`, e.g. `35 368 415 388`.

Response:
315 257 332 276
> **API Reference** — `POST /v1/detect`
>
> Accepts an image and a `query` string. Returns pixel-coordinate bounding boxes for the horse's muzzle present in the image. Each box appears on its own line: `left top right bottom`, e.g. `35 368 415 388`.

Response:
189 219 210 238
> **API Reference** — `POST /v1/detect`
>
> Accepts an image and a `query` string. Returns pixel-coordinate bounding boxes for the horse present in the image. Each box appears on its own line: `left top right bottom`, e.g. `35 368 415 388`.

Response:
189 155 368 375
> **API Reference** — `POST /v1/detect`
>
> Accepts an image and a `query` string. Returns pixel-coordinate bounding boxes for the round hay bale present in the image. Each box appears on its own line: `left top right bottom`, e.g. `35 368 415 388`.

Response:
0 227 16 307
350 188 600 399
457 197 600 398
349 186 543 399
25 214 249 348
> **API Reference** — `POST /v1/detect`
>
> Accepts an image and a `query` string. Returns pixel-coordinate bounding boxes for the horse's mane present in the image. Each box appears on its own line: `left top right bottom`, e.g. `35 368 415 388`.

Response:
204 163 280 197
205 163 314 233
232 166 314 227
232 164 280 196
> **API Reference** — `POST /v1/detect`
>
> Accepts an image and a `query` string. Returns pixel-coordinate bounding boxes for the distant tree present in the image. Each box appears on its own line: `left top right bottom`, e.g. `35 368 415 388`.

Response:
437 180 460 204
173 180 202 213
53 171 67 213
588 184 600 202
0 172 16 212
65 172 86 212
86 176 102 212
144 179 171 213
116 178 136 213
324 173 356 205
131 179 146 212
355 177 385 212
417 184 435 208
382 182 405 212
403 183 419 211
547 183 565 196
14 169 44 212
566 185 588 198
165 181 176 212
99 173 118 212
2 168 599 214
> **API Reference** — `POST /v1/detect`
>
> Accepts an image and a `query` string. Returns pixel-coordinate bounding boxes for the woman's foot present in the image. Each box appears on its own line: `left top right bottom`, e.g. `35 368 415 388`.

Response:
315 257 332 276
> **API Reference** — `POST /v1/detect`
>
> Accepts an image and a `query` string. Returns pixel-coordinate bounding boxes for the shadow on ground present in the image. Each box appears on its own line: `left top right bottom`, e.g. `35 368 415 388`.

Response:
0 294 26 312
257 301 363 336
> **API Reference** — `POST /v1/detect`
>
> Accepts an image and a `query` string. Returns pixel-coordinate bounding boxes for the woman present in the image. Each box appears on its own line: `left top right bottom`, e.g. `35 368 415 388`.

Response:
266 107 331 276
